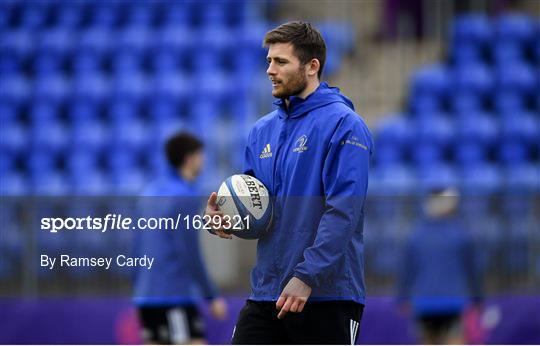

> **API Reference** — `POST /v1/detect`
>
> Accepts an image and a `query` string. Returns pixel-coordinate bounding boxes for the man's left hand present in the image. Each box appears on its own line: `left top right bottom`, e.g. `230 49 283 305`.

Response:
276 277 312 319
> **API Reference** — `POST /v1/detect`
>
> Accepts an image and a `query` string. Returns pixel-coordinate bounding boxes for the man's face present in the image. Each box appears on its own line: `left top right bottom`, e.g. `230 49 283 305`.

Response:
266 43 308 98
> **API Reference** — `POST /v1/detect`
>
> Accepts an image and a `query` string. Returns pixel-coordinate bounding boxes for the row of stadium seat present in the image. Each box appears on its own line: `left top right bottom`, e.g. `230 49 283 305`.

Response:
373 14 539 196
0 0 262 30
450 14 540 65
369 163 538 195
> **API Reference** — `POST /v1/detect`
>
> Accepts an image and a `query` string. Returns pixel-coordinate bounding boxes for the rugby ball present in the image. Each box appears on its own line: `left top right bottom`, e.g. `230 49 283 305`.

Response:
217 174 272 239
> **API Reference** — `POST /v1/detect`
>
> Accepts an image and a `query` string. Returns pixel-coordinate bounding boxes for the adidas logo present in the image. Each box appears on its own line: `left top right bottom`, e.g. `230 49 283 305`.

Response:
259 144 273 159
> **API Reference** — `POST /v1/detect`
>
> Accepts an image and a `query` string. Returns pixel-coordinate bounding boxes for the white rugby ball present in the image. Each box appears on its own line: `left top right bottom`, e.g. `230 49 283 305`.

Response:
217 174 272 239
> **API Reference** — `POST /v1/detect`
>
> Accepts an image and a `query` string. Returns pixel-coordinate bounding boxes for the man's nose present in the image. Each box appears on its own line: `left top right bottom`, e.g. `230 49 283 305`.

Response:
267 62 276 76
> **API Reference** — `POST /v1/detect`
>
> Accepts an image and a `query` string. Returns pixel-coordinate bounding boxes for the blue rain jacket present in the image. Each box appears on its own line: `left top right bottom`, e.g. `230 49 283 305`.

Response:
133 171 218 306
243 82 373 304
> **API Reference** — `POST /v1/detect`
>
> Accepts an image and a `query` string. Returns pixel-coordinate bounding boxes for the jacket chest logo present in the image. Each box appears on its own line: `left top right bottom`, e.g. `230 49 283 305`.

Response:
259 144 273 159
293 135 308 153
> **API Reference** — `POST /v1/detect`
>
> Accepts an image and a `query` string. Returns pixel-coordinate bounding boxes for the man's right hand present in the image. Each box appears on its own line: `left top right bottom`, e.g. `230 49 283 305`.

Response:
205 192 232 239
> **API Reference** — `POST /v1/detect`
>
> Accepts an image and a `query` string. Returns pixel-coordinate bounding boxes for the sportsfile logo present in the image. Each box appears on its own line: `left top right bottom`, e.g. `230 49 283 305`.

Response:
259 143 272 159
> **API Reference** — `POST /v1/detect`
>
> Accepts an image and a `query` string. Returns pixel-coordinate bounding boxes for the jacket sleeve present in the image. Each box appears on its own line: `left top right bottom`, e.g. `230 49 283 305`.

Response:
293 114 372 289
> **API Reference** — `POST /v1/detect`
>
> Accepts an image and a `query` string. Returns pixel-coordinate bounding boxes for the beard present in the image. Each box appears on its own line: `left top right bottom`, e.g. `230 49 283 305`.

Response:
272 66 308 99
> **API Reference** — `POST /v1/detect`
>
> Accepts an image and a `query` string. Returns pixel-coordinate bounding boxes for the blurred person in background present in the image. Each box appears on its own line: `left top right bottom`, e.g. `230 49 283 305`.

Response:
133 132 227 345
206 21 372 344
397 187 483 344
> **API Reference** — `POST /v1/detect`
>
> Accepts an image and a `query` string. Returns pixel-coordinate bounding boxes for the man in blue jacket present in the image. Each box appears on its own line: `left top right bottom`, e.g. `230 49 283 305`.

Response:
206 21 372 344
397 187 483 344
134 132 227 344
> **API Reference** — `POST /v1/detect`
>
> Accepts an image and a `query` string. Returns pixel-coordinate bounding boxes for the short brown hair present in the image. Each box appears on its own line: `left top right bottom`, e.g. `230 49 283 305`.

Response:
263 21 326 79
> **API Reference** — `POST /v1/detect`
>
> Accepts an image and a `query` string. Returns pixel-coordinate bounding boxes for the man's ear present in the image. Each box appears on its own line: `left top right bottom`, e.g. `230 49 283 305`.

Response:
307 59 320 77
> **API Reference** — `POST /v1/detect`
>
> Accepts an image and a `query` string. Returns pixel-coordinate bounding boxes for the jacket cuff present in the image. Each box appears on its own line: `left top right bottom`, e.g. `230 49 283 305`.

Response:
292 271 316 290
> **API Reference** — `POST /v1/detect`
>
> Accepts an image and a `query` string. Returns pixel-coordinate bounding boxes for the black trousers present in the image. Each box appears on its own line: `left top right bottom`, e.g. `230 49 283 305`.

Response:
231 300 364 345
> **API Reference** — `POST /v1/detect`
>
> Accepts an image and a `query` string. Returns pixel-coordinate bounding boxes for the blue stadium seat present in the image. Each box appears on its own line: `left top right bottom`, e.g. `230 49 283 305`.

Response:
65 149 99 178
33 51 63 76
494 90 525 114
0 150 14 175
500 112 539 145
19 2 47 30
0 101 18 123
110 118 149 152
68 100 99 122
492 40 525 65
494 14 535 45
411 144 444 169
456 112 498 146
374 142 403 167
31 169 68 195
450 14 491 64
116 27 152 54
71 51 102 75
0 171 28 195
452 62 494 98
0 52 21 76
76 27 113 56
410 93 442 114
153 72 191 103
124 3 154 28
109 169 147 195
111 72 150 103
191 47 222 73
454 141 488 166
31 119 68 154
150 50 179 74
87 2 119 29
155 25 196 59
72 72 110 104
504 163 539 193
199 25 234 53
71 119 107 154
29 101 58 122
534 35 540 64
38 28 74 57
0 74 30 106
0 30 34 61
0 120 27 155
105 147 139 176
411 64 450 100
418 163 458 193
194 70 230 104
460 163 502 194
111 52 141 74
496 62 536 96
449 91 482 114
71 169 110 196
498 140 528 165
375 115 413 148
369 163 417 196
28 151 56 174
0 2 10 30
52 2 83 29
147 99 178 121
159 2 195 28
33 73 70 104
108 99 139 122
413 114 454 148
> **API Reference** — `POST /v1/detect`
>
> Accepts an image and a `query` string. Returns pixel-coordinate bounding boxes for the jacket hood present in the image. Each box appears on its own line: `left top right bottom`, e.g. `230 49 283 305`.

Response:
273 82 355 118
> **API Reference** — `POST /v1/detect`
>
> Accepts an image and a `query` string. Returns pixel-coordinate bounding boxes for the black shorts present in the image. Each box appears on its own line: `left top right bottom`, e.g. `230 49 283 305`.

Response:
417 313 462 338
138 305 205 344
231 300 364 345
